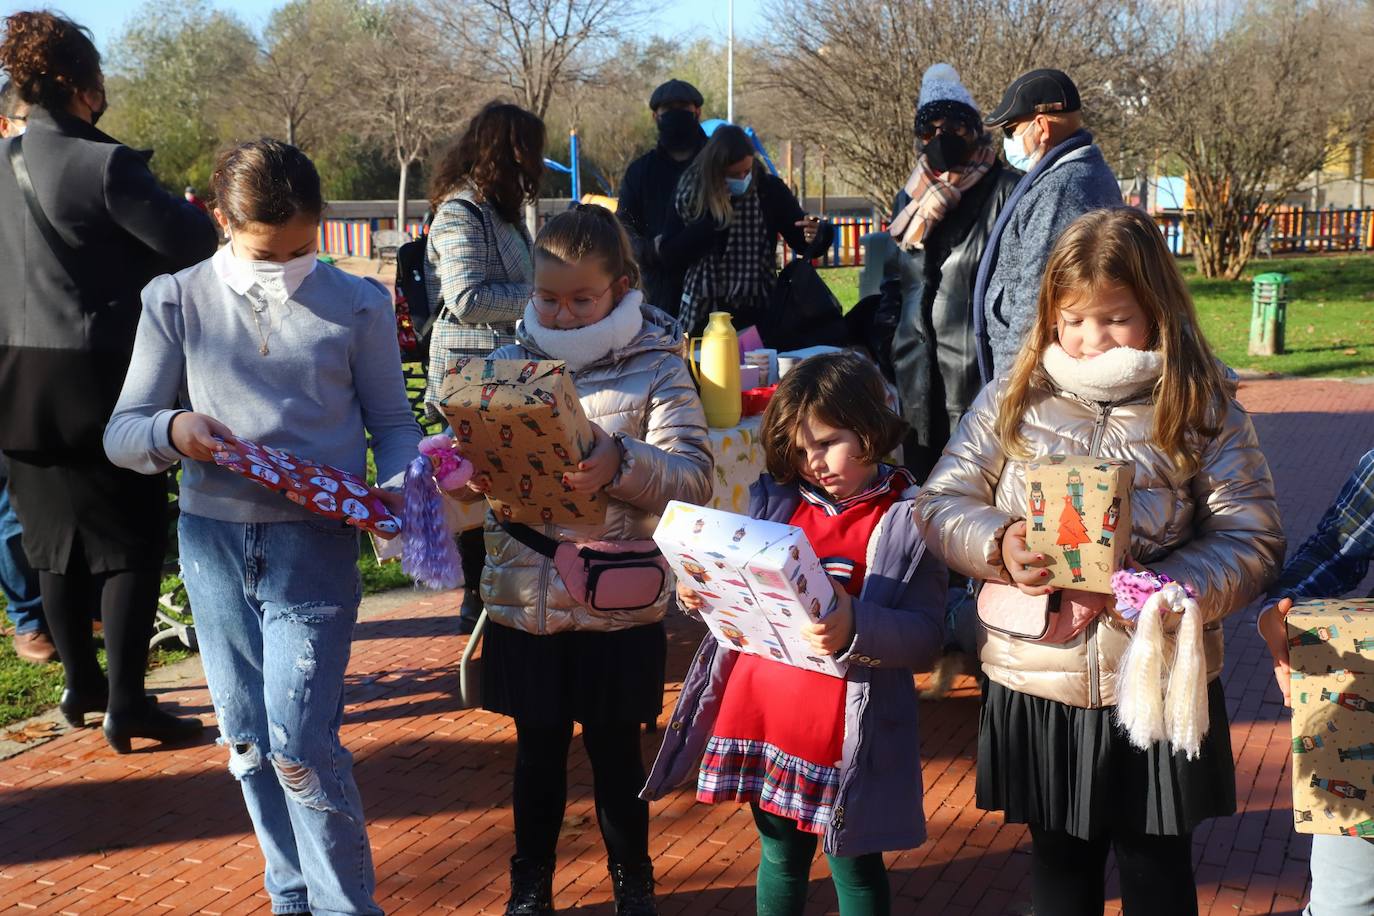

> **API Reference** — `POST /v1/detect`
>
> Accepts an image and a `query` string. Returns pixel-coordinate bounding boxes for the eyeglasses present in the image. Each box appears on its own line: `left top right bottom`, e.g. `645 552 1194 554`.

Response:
530 284 613 317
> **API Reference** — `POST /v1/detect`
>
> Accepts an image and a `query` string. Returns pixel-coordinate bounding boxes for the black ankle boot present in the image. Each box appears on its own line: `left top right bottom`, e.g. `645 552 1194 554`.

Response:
102 699 203 754
609 860 657 915
505 856 555 915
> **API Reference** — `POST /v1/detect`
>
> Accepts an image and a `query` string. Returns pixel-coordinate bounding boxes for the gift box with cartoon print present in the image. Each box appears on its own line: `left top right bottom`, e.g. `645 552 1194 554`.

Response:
1288 599 1374 836
653 501 846 678
438 358 606 527
1021 455 1134 595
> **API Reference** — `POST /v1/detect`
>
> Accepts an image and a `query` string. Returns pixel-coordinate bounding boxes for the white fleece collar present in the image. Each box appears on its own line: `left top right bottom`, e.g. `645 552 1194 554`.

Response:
521 290 645 373
1041 343 1163 403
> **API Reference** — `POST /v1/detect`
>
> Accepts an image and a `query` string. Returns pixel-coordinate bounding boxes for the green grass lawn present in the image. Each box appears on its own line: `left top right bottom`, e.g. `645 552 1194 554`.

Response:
820 254 1374 378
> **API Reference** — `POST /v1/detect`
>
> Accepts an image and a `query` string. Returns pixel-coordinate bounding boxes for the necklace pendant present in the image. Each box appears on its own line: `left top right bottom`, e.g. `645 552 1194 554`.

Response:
260 342 270 356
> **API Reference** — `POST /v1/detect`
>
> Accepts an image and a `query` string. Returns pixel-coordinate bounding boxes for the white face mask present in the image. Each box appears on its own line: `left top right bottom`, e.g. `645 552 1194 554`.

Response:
227 234 318 302
1003 122 1041 172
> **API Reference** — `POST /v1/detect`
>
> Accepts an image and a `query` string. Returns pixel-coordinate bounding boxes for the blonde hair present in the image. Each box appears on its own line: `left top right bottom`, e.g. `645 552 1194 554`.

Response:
995 207 1227 475
678 125 756 228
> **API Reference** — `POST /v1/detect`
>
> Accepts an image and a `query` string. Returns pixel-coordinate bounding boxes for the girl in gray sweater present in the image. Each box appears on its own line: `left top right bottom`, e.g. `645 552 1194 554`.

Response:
105 140 420 916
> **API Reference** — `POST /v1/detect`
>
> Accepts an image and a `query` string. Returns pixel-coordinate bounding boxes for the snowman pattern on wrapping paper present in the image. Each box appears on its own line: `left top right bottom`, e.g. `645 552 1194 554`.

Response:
211 435 401 536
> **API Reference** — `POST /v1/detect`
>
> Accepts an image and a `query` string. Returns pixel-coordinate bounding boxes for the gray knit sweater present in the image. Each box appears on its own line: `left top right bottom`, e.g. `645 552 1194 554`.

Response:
104 251 421 523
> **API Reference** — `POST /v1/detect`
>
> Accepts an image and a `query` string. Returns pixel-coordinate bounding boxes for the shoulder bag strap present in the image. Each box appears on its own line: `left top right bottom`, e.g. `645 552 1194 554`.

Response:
8 135 86 285
497 518 562 558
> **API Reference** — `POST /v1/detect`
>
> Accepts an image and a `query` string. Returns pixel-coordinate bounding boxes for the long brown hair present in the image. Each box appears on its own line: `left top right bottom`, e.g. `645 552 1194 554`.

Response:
428 102 545 224
535 204 641 288
761 352 906 484
995 207 1227 475
0 11 101 111
678 124 757 228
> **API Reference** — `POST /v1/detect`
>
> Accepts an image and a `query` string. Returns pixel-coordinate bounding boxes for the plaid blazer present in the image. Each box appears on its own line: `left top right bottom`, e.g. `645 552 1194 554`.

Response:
424 188 533 418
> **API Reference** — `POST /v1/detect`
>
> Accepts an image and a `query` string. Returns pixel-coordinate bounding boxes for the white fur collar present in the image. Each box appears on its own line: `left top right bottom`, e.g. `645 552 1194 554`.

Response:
1041 343 1163 403
521 290 645 373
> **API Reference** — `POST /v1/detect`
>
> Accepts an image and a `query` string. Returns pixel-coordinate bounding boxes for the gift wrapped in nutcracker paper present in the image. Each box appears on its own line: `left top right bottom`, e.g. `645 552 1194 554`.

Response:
1022 455 1134 595
653 500 847 678
1288 598 1374 835
438 357 606 526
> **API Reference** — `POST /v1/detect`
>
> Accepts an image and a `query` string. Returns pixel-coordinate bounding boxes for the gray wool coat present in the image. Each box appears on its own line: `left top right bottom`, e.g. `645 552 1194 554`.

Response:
983 142 1122 379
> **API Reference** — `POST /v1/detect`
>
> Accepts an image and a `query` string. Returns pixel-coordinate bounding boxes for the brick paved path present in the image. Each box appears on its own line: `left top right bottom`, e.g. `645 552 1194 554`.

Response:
3 377 1373 915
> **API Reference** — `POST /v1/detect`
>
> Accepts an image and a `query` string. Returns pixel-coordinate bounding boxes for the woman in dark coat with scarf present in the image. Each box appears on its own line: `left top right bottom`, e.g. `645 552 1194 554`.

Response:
658 125 833 337
0 12 218 751
878 64 1019 482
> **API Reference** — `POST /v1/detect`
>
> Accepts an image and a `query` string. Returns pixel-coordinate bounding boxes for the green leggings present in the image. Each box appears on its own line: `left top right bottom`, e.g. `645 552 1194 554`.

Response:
751 804 890 916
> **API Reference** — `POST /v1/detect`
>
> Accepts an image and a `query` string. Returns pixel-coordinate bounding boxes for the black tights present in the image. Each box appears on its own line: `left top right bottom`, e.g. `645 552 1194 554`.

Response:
1030 823 1198 916
41 558 161 716
512 718 649 866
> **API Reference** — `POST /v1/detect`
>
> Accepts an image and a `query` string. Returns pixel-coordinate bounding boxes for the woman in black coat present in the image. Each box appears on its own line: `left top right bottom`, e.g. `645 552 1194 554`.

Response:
658 125 832 336
0 12 218 752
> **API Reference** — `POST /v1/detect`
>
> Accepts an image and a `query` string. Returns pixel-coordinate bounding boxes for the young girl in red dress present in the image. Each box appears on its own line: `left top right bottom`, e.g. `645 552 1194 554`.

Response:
644 352 947 915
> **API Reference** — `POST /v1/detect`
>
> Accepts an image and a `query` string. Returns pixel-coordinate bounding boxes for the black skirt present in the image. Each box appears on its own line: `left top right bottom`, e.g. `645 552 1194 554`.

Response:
3 451 168 574
481 619 667 727
976 678 1236 840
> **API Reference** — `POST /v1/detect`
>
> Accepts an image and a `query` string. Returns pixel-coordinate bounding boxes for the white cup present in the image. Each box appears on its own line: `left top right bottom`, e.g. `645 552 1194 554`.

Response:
739 364 762 390
777 356 800 378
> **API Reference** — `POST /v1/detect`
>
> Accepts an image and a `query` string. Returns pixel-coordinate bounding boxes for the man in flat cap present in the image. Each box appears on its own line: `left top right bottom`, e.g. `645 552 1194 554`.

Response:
972 68 1122 381
618 79 707 316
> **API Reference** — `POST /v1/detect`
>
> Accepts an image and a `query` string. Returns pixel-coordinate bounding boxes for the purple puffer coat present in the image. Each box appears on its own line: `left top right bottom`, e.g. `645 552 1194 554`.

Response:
641 473 948 857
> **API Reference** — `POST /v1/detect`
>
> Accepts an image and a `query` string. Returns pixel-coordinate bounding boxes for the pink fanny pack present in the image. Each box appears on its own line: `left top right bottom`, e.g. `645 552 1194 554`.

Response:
500 521 668 614
976 581 1102 644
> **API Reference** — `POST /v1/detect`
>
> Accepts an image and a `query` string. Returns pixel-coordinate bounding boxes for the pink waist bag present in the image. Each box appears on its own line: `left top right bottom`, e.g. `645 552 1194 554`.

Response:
976 582 1103 644
500 521 668 614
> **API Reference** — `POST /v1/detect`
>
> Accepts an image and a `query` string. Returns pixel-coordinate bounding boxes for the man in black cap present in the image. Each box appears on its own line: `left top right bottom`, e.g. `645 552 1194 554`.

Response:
971 68 1122 381
617 79 707 316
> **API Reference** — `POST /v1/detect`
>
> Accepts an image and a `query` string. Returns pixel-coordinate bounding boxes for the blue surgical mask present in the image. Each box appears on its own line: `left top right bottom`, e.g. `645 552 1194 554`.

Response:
1003 125 1039 172
725 172 753 197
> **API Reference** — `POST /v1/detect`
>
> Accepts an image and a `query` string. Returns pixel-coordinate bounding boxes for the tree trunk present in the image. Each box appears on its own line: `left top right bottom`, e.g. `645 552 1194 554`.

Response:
397 159 409 236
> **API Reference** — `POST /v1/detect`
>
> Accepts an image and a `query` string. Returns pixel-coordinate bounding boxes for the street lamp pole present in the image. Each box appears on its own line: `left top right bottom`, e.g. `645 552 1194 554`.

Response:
727 0 735 123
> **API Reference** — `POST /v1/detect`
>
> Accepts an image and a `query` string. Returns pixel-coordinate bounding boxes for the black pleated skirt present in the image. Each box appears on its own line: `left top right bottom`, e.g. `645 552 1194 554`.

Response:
481 619 667 727
976 678 1236 840
3 451 168 574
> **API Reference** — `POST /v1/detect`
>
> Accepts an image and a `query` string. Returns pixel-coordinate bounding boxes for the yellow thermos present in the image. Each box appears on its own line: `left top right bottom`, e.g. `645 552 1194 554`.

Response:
690 312 742 428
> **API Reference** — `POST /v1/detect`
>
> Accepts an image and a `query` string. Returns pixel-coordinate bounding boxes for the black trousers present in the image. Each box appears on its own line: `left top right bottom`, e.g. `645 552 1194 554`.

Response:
1030 823 1198 916
512 717 650 866
458 527 485 618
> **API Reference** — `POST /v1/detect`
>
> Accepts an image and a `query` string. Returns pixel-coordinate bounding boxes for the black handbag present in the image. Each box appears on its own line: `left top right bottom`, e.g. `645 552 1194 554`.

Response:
763 258 850 351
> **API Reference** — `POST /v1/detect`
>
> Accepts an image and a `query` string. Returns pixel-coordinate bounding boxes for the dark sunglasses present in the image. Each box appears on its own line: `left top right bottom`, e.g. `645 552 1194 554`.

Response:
916 122 972 143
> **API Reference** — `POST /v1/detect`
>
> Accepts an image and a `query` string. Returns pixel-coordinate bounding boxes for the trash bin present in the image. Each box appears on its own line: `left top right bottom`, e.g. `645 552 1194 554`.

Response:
1249 272 1290 356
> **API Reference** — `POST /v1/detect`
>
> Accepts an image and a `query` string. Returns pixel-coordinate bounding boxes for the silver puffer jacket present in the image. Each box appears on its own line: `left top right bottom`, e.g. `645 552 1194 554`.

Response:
914 374 1285 708
478 303 713 634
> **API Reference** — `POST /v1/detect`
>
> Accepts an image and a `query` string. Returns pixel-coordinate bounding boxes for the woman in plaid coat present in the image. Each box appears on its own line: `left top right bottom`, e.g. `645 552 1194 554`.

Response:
423 101 545 630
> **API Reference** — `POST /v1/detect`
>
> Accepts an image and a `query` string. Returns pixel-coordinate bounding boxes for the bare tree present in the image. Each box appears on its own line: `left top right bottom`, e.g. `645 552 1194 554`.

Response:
354 2 471 229
758 0 1157 208
428 0 655 119
1141 0 1374 278
237 0 368 149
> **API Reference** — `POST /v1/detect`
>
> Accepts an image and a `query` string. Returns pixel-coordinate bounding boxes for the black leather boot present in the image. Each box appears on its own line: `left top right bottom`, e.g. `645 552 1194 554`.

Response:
505 856 555 915
609 860 657 915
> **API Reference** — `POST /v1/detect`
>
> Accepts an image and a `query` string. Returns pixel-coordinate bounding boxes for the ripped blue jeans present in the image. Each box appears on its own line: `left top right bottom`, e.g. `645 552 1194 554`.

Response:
179 513 380 916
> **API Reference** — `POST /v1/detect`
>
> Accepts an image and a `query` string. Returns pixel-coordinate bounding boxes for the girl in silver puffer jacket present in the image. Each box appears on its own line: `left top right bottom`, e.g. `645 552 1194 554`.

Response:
915 208 1284 916
451 206 711 916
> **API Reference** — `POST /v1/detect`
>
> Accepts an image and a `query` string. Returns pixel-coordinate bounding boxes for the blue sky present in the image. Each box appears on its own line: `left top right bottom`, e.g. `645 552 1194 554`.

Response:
3 0 765 51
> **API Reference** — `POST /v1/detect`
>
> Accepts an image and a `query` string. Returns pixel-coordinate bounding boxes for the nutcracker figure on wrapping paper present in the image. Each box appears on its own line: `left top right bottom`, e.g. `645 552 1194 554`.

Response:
519 415 545 438
533 388 558 414
480 383 499 409
519 475 534 500
1294 735 1326 754
1342 819 1374 837
527 453 546 476
1067 468 1085 515
457 419 474 444
1311 774 1369 801
552 442 572 465
499 424 515 448
1339 742 1374 762
1057 495 1089 584
1292 625 1341 647
1099 497 1122 547
1029 481 1047 532
1321 688 1374 713
517 360 540 384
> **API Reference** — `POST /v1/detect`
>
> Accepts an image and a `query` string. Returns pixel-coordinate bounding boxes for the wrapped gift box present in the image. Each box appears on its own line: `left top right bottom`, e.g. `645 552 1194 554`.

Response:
654 501 846 678
1022 455 1134 595
211 435 401 536
1288 599 1374 836
438 358 606 527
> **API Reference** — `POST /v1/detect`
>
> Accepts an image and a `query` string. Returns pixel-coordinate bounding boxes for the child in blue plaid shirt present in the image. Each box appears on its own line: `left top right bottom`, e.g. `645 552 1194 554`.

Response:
1261 448 1374 916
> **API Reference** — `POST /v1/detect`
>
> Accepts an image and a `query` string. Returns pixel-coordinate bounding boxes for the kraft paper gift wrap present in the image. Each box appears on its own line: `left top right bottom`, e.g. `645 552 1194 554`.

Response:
1288 598 1374 836
654 501 847 678
438 358 606 527
1022 455 1134 595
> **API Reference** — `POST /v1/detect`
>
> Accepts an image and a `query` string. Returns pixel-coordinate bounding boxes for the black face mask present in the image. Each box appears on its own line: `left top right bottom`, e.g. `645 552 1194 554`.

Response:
657 108 701 153
89 89 108 127
923 131 971 173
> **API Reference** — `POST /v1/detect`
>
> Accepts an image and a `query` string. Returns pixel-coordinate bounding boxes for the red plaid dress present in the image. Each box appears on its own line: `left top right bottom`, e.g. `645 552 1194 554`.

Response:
696 468 912 834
